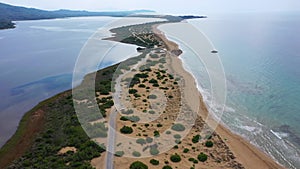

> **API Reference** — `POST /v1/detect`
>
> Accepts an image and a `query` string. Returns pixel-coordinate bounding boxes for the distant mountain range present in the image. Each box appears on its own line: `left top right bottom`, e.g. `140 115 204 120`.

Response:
0 2 155 29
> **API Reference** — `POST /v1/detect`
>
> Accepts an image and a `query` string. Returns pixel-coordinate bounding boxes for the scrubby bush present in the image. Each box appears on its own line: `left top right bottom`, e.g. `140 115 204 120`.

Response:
205 141 214 147
138 84 146 88
150 147 159 155
129 89 138 94
154 131 160 137
173 134 181 139
115 151 124 157
183 148 189 153
149 79 158 84
120 116 140 122
157 123 163 127
136 138 146 145
192 134 201 143
170 153 181 162
188 158 198 164
198 153 208 162
148 110 155 114
162 165 172 169
132 151 141 157
146 137 153 143
150 159 159 165
152 83 159 87
148 94 157 99
122 109 134 115
120 126 133 134
171 123 185 131
130 161 148 169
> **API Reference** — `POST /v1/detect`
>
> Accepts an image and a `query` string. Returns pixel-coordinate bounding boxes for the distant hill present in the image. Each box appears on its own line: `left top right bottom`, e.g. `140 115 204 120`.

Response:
0 2 155 29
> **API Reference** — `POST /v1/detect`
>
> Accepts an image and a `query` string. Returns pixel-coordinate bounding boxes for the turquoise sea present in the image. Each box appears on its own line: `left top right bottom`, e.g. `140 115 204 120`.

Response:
161 12 300 168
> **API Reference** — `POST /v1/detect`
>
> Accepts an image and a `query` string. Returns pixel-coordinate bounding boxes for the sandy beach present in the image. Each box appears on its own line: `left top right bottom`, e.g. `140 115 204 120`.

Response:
153 24 285 169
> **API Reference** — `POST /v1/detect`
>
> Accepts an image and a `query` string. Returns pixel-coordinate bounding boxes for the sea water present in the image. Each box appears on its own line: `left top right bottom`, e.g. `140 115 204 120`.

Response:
161 12 300 168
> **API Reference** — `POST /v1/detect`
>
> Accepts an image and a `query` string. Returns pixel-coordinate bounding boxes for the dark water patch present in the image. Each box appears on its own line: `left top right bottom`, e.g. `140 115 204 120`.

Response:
11 74 72 96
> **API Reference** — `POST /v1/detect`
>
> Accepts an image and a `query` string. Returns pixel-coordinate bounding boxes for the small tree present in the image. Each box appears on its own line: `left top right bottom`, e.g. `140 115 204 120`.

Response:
162 165 172 169
183 148 189 153
171 123 185 131
205 141 214 147
120 126 133 134
146 137 153 143
115 151 124 157
132 151 141 157
130 161 148 169
198 153 208 162
150 159 159 165
170 153 181 162
150 147 159 155
192 134 201 143
136 138 146 145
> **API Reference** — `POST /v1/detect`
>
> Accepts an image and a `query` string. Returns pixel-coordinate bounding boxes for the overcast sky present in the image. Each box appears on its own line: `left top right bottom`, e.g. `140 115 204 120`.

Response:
1 0 300 14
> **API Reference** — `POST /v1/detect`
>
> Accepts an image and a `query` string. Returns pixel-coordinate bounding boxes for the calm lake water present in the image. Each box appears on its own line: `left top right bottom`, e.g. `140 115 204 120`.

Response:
0 16 164 147
161 12 300 168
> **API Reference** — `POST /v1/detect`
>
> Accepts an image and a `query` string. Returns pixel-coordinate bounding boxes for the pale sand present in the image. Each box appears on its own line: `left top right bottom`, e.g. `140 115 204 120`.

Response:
57 146 77 154
153 24 285 169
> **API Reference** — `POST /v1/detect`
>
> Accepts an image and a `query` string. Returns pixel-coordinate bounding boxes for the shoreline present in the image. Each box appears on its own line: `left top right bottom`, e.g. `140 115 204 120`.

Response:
0 19 287 168
153 24 285 169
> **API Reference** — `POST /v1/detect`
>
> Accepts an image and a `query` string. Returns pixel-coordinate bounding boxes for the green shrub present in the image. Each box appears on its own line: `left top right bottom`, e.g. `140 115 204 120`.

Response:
198 153 208 162
154 131 160 137
162 165 172 169
153 83 159 87
150 147 159 155
120 116 140 122
148 94 157 99
115 151 124 157
170 153 181 162
136 138 146 145
120 126 133 134
129 89 138 94
173 134 181 139
148 110 155 114
146 137 153 143
122 109 134 115
130 161 148 169
192 134 201 143
138 84 146 88
183 148 189 153
157 123 163 127
188 157 198 164
205 141 213 147
171 123 185 131
132 151 141 157
134 93 141 98
148 78 157 84
150 159 159 165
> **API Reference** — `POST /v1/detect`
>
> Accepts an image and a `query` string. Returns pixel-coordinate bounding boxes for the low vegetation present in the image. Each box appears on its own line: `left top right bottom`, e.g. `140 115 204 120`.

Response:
198 153 208 162
130 161 148 169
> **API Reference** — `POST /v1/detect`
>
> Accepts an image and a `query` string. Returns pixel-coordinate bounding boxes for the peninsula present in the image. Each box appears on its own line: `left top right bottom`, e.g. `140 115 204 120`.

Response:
0 14 285 169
